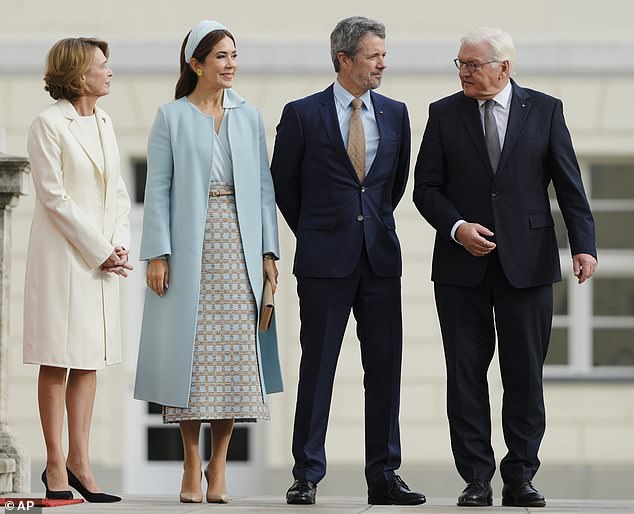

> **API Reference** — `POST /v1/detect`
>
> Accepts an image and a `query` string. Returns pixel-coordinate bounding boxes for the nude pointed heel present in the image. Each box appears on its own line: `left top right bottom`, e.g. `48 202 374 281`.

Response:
206 492 230 504
204 467 230 504
179 491 203 503
179 468 203 503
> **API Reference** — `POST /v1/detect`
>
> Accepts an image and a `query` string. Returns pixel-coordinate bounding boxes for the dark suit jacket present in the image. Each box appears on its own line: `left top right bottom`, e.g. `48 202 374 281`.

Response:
413 79 596 289
271 84 411 278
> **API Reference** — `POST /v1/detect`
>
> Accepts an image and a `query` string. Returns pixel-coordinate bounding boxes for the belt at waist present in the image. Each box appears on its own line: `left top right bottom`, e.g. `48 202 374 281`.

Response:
209 185 234 197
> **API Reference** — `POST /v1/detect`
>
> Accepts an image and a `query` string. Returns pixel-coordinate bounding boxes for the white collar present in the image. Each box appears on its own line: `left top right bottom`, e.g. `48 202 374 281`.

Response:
477 80 512 109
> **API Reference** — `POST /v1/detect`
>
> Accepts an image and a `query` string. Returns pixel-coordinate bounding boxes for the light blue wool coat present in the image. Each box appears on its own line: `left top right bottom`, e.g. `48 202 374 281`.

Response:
134 90 283 408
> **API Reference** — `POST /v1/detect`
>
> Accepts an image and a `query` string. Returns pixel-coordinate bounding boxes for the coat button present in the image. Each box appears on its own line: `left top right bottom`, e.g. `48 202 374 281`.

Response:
356 214 364 222
491 192 497 197
361 186 366 192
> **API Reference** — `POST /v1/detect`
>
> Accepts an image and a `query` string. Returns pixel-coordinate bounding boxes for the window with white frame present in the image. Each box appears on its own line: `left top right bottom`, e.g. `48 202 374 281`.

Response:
546 161 634 379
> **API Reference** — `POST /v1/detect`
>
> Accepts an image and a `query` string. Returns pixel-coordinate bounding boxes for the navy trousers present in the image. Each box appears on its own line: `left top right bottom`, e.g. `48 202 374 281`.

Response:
434 251 552 483
291 248 403 486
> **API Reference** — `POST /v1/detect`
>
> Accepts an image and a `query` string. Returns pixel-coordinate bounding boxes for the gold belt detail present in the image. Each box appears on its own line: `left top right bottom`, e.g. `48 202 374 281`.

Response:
209 189 234 197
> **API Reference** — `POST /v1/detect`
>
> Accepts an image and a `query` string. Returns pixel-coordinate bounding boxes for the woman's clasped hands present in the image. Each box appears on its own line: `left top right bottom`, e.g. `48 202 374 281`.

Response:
101 245 133 277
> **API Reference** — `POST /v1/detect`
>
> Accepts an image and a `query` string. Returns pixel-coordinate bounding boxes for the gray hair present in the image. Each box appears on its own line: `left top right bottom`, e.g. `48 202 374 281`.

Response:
330 16 385 72
460 27 516 71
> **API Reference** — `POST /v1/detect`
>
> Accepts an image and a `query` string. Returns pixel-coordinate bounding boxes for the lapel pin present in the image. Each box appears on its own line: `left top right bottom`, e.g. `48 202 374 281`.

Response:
102 117 107 123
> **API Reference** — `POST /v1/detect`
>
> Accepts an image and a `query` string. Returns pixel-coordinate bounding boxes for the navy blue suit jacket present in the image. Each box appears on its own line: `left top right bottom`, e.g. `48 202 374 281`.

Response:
271 84 411 278
413 80 596 289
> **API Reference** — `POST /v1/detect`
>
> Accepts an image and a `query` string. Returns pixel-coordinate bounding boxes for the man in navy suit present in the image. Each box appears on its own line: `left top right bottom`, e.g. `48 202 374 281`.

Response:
414 28 597 508
271 16 424 506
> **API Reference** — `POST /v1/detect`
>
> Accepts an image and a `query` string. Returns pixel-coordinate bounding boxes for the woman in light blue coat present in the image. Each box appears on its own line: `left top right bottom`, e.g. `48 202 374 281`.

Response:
134 20 282 504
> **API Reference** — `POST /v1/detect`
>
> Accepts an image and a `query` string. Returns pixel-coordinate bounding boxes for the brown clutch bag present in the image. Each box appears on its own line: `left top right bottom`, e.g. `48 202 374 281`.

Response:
259 278 275 331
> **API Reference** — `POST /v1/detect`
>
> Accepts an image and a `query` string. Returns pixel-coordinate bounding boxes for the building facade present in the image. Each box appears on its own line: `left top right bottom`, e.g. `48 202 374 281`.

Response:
1 0 633 499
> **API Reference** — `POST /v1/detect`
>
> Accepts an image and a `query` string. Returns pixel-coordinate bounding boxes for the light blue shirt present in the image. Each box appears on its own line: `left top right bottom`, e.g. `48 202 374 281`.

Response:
333 80 380 176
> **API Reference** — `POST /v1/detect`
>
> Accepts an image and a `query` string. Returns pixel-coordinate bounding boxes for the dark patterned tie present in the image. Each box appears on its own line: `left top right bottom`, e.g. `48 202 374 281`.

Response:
347 98 366 183
484 99 501 173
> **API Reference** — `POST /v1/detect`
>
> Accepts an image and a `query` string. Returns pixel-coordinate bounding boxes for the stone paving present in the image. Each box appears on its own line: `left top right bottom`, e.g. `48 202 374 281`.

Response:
3 495 634 513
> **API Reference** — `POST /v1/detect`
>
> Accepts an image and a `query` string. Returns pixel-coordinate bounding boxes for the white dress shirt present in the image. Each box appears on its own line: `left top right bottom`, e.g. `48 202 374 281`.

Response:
451 80 513 242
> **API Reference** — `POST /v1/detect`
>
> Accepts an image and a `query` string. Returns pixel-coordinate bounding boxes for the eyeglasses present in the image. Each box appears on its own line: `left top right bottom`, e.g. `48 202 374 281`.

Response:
453 58 499 73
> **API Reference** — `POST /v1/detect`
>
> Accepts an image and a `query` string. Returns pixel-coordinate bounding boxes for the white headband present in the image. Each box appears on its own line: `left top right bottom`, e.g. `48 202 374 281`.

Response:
184 20 227 63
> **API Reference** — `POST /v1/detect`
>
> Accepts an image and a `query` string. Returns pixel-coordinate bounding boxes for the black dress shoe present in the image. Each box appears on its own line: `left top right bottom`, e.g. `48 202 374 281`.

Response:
41 469 73 500
286 479 316 505
67 468 121 503
368 475 426 505
502 479 545 507
457 479 493 507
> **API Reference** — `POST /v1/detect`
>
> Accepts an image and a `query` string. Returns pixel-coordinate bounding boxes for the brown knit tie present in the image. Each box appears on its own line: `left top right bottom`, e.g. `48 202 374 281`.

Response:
347 98 366 183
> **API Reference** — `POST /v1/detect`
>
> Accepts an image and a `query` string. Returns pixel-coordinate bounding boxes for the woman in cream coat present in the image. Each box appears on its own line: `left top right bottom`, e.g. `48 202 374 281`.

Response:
134 20 282 503
24 37 131 502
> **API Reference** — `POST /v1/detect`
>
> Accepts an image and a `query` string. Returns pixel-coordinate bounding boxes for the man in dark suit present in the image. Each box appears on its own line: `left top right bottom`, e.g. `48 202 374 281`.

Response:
271 16 424 507
413 28 597 508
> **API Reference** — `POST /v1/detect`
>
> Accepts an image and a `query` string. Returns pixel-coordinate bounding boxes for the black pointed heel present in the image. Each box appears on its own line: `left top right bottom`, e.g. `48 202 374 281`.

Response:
67 468 121 503
41 469 73 500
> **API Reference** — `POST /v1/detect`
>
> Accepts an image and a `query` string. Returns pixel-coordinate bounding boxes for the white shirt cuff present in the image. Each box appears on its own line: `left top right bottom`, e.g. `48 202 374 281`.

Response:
451 220 467 244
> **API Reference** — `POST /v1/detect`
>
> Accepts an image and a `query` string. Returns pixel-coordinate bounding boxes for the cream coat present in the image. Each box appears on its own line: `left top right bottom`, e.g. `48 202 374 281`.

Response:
23 99 131 369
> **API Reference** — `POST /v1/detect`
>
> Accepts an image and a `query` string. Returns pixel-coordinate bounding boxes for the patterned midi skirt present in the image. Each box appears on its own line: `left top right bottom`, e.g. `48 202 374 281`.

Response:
163 184 270 423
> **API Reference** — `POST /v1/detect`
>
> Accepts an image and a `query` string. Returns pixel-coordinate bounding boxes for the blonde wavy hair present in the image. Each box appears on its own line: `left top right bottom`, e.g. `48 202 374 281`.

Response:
44 37 109 101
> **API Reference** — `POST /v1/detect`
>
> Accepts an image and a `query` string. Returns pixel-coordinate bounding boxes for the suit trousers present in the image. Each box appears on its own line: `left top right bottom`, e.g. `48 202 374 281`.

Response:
434 251 552 483
292 247 402 486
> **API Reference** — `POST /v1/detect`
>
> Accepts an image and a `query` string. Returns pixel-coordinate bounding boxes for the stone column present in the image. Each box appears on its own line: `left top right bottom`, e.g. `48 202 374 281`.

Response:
0 151 30 493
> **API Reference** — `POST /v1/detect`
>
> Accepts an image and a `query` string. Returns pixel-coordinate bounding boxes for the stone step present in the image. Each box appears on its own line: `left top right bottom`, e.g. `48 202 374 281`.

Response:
0 457 16 474
0 457 16 492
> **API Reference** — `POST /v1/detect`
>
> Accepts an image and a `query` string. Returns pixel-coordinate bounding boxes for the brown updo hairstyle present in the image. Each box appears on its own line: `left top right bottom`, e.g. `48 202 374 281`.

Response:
44 37 109 101
174 29 235 99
